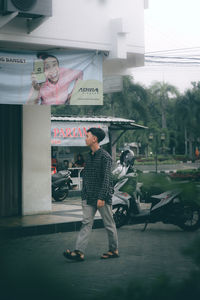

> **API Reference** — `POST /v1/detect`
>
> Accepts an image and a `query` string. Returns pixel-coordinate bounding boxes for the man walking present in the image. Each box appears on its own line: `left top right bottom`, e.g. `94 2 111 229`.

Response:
63 128 119 261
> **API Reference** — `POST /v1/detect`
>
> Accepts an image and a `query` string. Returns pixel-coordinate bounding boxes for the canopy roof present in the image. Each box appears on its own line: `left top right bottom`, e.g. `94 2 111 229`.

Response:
51 116 147 131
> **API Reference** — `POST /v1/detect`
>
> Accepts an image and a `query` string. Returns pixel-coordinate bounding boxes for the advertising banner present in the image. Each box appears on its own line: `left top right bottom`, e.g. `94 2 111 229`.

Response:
51 122 109 146
0 50 103 105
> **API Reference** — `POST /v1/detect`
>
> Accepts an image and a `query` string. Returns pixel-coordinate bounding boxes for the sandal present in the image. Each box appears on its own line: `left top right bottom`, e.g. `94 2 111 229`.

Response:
101 250 119 259
63 249 85 262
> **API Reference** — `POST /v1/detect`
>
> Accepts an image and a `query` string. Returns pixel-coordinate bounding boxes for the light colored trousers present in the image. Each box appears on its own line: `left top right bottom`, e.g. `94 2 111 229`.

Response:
75 200 118 253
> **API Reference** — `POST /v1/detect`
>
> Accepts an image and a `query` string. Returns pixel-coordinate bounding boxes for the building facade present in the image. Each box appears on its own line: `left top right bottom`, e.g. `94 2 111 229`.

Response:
0 0 148 216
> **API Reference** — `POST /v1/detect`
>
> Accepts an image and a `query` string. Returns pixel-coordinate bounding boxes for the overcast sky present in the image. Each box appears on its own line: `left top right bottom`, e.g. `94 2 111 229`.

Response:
132 0 200 93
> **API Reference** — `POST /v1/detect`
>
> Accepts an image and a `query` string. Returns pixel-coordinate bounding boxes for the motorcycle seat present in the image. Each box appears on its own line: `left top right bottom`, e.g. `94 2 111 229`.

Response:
52 177 66 187
52 173 63 181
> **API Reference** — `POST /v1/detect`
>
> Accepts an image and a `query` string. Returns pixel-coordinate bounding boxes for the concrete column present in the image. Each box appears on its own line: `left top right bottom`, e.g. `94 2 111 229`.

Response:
22 105 51 215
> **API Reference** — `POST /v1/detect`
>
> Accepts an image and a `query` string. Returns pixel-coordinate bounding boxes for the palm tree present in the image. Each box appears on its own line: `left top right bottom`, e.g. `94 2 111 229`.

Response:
175 82 200 158
150 81 179 129
112 76 149 124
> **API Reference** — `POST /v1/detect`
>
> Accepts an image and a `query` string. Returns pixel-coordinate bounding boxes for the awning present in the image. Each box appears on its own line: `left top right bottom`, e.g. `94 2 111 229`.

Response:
51 121 109 146
51 116 147 147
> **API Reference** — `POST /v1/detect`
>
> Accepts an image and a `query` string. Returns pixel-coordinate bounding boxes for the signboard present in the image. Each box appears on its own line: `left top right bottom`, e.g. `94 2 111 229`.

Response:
0 50 103 105
51 122 109 146
103 75 123 94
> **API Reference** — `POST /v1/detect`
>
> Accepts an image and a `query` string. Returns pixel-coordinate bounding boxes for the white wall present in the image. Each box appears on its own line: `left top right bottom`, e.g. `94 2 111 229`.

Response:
0 0 146 75
22 105 51 215
0 0 146 215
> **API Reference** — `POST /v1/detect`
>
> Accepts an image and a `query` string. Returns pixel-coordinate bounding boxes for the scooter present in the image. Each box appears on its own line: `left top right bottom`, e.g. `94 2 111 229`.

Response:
112 150 200 231
52 170 73 201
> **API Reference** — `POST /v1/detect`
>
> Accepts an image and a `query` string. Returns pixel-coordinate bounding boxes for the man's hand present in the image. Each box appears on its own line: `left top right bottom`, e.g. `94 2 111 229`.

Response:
97 199 105 208
31 73 43 91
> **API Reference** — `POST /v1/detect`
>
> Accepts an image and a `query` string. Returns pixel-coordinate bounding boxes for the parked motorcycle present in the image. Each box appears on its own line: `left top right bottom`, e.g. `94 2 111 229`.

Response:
52 170 73 201
112 150 200 231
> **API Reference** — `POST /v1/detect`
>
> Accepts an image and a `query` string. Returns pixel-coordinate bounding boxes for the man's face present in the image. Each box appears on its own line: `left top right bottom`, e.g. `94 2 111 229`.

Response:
44 57 59 83
85 131 97 147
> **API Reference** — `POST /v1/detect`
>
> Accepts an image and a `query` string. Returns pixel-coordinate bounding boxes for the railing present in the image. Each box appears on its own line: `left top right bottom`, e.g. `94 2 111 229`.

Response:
68 167 84 190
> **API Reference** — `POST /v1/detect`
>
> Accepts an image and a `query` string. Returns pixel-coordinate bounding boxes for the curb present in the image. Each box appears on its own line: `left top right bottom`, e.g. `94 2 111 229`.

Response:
0 219 104 239
140 170 177 174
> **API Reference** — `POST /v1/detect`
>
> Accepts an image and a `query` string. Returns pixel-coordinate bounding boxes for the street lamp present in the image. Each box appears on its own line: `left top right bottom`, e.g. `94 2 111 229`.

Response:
160 133 166 155
149 132 166 173
161 133 165 141
149 133 154 141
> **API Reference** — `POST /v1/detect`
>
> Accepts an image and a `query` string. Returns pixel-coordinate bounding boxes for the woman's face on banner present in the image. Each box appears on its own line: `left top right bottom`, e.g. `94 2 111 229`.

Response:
44 57 59 83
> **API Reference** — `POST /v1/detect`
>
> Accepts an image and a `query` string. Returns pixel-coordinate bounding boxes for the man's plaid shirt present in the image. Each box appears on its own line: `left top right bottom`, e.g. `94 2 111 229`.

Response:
81 148 114 206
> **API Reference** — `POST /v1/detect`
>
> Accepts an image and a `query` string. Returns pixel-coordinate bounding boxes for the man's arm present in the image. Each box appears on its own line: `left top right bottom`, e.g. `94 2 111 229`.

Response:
98 154 112 203
66 69 83 102
26 87 40 104
26 73 41 104
81 168 87 200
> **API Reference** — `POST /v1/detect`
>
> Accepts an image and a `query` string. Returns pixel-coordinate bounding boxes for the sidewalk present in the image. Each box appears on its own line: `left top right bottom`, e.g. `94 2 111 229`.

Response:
0 197 103 239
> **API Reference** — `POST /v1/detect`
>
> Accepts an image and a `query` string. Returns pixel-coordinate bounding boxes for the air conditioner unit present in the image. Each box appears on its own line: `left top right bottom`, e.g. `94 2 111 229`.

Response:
0 0 52 17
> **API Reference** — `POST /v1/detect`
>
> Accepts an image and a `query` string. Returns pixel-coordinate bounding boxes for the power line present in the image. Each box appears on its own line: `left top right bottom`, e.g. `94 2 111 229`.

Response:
145 53 200 65
145 47 200 55
146 55 200 61
145 60 200 66
133 67 200 72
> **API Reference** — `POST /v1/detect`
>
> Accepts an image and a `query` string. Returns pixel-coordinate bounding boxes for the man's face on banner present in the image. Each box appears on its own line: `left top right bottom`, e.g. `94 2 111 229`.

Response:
44 57 59 83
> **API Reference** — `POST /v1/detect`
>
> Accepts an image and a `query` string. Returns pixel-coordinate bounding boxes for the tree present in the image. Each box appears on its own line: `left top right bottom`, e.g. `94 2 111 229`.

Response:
175 82 200 158
149 81 179 129
52 78 200 158
100 76 149 125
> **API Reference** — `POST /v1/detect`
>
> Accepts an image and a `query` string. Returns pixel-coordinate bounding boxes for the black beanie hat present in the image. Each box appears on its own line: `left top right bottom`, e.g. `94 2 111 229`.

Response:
87 127 105 143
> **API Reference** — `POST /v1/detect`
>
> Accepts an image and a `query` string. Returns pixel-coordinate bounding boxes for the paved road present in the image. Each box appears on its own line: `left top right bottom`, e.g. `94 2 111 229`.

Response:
1 223 200 300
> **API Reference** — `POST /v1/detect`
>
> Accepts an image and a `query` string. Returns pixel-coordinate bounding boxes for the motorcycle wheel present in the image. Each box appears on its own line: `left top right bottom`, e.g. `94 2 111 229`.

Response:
178 205 200 231
112 204 128 228
53 189 69 202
